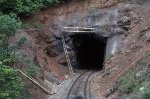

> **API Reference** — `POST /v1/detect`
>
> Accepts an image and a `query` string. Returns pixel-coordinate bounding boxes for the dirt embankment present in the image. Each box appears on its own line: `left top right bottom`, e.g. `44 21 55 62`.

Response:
91 1 150 99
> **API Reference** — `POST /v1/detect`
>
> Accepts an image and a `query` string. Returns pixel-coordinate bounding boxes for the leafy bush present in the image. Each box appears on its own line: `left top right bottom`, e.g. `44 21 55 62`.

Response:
14 51 39 77
0 15 21 38
0 15 21 59
0 14 24 98
0 1 62 98
118 69 141 93
130 88 150 99
118 70 150 99
0 0 62 16
0 63 24 99
41 0 61 7
24 59 39 77
118 55 150 99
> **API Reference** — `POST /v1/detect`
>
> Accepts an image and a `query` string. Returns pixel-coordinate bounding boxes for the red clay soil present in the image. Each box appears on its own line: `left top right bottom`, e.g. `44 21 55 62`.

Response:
25 29 66 80
91 3 150 99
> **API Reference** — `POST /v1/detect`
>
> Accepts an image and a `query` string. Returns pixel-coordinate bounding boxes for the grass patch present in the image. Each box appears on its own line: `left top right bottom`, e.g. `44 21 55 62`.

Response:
117 51 150 99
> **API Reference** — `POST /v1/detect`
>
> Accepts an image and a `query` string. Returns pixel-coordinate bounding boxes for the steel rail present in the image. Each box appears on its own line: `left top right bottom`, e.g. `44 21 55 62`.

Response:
66 71 94 99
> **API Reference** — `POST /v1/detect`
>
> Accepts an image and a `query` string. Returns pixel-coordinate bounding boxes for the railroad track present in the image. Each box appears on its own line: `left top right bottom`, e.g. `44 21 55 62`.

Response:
66 71 94 99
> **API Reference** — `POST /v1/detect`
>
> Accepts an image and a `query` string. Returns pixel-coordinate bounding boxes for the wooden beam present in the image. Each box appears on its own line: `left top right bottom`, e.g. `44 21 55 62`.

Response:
15 67 52 95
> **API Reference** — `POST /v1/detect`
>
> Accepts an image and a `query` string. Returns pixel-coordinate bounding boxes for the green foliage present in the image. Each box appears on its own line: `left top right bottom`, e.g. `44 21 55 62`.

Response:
24 59 39 77
0 15 21 37
14 51 39 77
0 1 63 98
41 0 61 7
0 34 5 45
118 58 150 99
0 15 21 59
19 88 29 99
118 71 150 98
33 21 41 30
0 63 24 99
0 0 62 16
88 4 96 13
130 88 150 99
0 47 5 60
118 69 140 93
21 23 30 30
17 36 27 47
145 50 150 57
15 52 39 77
0 14 24 99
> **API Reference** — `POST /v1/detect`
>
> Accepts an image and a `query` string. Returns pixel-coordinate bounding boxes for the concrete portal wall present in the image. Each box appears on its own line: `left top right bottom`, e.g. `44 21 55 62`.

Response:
62 10 120 36
105 34 122 59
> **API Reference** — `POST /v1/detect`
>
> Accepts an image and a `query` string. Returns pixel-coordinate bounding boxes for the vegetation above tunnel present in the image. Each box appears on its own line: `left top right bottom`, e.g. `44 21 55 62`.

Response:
0 0 62 16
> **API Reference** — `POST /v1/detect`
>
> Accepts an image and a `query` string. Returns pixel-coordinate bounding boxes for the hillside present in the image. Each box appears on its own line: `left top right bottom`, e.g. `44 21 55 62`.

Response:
0 0 150 99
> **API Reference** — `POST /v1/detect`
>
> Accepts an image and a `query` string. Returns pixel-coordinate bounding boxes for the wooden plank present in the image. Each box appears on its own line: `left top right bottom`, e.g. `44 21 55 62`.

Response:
15 67 52 95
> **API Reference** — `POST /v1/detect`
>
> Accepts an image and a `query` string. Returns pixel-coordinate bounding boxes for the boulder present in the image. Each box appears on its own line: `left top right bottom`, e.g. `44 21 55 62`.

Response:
46 40 63 57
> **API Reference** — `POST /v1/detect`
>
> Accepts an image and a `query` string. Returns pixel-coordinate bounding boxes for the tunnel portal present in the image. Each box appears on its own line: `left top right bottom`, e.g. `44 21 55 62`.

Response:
71 33 107 70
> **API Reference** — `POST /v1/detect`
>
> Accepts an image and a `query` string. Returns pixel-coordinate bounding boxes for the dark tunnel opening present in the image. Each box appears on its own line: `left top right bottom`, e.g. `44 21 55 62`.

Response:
71 33 107 70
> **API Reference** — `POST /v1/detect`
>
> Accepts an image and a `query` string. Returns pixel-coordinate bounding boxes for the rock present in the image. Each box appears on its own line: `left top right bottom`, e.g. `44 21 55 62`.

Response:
141 26 150 33
66 45 72 51
136 70 147 77
136 71 143 77
57 55 67 66
118 16 131 26
145 32 150 41
114 27 124 34
140 87 144 91
45 37 56 43
46 40 63 57
65 75 68 78
50 24 61 39
57 51 77 67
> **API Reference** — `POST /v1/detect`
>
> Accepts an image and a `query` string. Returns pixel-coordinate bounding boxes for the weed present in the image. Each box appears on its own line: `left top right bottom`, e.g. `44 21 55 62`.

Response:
145 50 150 57
17 36 27 47
24 58 39 77
33 21 41 30
118 69 141 94
21 23 30 30
88 4 96 13
117 55 150 99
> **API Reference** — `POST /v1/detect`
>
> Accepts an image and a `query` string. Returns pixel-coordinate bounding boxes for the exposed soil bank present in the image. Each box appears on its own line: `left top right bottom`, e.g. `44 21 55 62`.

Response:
91 1 150 98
